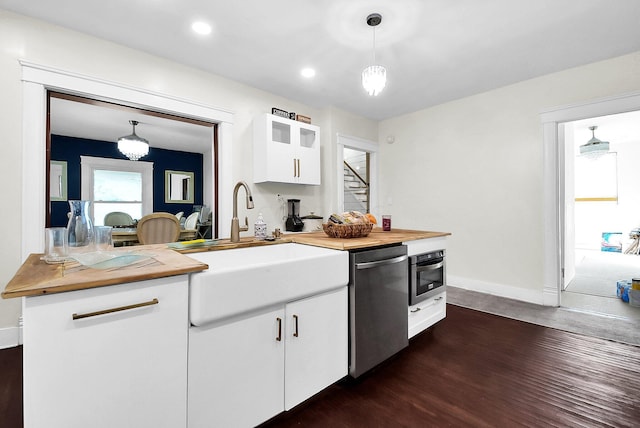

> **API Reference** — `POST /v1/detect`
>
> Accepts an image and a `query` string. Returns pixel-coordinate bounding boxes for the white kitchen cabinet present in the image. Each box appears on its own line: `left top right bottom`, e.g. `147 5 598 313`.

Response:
408 291 446 339
188 287 347 427
188 306 285 428
284 287 348 410
253 113 321 185
23 276 189 428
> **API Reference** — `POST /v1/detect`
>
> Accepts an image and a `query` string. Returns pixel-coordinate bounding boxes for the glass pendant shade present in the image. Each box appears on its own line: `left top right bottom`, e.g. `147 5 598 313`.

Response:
362 65 387 96
117 120 149 161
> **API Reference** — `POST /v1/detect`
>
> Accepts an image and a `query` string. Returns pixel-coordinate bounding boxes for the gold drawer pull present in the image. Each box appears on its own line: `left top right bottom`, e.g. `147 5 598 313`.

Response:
72 298 159 320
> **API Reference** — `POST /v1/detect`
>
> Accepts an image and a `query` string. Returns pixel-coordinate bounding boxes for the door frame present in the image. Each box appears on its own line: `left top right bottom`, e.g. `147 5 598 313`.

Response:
541 90 640 306
336 134 379 218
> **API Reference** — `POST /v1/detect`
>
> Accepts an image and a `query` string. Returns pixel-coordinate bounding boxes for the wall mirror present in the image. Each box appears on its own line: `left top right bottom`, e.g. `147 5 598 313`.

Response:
165 170 194 203
50 160 68 201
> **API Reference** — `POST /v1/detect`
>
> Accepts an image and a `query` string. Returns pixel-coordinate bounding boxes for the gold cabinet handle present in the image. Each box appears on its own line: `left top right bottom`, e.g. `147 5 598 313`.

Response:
293 314 299 337
297 159 301 177
293 158 297 178
276 317 282 341
72 298 159 320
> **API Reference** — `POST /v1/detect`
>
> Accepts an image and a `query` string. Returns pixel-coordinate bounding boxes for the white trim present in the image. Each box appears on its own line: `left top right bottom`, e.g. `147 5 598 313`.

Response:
541 90 640 307
0 326 22 349
448 275 544 306
20 62 234 260
336 133 379 218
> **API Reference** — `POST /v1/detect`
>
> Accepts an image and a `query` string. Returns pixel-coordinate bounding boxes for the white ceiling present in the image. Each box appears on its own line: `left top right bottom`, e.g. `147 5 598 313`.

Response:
49 97 215 153
4 0 640 150
3 0 640 120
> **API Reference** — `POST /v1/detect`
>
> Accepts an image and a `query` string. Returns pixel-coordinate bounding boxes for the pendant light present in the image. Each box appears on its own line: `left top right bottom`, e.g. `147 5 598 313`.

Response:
117 120 149 161
579 125 609 156
362 13 386 96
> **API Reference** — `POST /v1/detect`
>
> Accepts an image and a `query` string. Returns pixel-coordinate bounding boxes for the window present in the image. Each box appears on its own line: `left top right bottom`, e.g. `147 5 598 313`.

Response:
81 156 153 225
575 152 618 202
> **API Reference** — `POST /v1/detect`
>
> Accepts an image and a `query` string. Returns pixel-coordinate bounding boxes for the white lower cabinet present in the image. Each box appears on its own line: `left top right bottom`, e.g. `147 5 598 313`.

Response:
188 287 348 428
408 291 446 339
23 276 189 428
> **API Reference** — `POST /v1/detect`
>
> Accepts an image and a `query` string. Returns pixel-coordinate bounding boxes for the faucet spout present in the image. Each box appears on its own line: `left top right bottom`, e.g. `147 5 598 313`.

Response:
231 181 254 242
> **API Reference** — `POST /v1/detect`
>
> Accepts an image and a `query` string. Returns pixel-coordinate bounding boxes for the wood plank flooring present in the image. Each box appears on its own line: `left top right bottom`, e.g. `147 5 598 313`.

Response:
0 345 22 428
260 305 640 427
1 305 639 427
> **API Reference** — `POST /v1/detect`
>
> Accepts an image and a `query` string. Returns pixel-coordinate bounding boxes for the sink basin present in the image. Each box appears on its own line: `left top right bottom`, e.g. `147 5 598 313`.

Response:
188 243 348 326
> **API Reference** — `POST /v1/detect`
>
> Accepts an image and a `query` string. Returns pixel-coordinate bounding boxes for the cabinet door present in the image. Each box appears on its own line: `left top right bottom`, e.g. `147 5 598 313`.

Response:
296 124 321 185
188 307 285 428
23 276 189 428
284 287 348 410
266 117 297 183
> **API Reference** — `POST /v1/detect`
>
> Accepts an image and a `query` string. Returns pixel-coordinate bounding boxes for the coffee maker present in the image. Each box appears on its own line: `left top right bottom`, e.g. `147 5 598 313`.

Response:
285 199 304 232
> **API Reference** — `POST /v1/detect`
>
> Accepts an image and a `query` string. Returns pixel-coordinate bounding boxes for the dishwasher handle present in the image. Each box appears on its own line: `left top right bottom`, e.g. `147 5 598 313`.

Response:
356 255 408 270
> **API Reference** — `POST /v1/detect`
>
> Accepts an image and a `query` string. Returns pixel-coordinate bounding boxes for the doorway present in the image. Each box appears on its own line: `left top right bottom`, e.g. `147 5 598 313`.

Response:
336 134 379 217
561 111 640 320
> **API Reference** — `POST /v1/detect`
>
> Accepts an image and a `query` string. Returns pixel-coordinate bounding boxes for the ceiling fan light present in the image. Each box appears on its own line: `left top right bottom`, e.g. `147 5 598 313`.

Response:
362 65 386 96
117 120 149 161
579 125 610 157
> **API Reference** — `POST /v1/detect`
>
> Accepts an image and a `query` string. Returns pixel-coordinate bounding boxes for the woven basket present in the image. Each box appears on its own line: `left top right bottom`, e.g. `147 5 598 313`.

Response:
322 222 373 239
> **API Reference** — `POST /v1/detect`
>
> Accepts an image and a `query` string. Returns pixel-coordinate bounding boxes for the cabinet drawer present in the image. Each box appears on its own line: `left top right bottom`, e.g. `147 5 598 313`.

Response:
408 291 446 338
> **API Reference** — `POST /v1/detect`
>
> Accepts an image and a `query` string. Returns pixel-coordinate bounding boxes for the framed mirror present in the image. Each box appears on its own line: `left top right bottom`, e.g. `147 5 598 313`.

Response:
50 160 68 201
165 170 194 203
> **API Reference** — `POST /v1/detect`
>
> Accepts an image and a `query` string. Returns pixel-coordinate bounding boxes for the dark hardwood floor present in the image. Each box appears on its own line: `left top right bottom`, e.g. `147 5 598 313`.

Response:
0 345 22 428
261 305 640 427
2 305 639 427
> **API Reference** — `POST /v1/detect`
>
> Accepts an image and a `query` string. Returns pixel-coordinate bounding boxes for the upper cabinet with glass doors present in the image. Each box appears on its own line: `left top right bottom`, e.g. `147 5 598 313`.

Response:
253 113 320 185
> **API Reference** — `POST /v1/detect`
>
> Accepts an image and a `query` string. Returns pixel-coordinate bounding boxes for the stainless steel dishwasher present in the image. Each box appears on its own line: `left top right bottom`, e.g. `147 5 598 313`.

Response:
349 244 408 378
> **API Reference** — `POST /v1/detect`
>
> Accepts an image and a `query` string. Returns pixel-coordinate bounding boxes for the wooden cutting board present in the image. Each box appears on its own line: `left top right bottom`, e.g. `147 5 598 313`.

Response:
2 244 208 299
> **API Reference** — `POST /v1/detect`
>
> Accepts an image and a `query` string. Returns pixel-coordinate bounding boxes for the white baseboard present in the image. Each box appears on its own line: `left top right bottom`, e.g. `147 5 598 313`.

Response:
448 275 549 306
0 325 22 349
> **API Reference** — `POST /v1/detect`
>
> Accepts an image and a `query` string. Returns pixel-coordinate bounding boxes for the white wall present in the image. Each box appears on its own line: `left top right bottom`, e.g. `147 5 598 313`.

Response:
379 51 640 304
0 10 377 340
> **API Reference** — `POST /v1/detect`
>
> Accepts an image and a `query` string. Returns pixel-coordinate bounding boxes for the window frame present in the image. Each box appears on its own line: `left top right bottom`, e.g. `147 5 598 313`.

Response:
80 155 153 224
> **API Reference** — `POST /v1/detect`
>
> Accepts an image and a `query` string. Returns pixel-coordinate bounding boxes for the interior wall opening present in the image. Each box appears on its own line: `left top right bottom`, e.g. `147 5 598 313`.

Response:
561 111 640 320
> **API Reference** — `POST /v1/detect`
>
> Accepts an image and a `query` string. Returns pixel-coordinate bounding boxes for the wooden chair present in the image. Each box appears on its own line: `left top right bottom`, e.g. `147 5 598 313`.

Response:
104 211 134 227
136 213 181 244
184 212 199 230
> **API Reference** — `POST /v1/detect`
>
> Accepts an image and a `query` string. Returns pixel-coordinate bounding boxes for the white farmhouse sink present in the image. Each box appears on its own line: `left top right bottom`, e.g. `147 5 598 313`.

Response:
188 243 348 326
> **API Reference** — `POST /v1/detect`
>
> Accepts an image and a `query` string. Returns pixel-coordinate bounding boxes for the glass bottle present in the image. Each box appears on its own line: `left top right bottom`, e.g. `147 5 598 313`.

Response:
254 212 267 240
67 200 94 252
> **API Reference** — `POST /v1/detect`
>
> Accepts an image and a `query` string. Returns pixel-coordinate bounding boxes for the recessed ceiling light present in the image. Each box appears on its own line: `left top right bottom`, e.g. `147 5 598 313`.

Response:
301 68 316 78
192 21 212 35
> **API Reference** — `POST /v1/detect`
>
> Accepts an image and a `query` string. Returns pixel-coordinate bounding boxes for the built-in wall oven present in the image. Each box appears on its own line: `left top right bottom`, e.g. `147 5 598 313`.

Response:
409 250 446 306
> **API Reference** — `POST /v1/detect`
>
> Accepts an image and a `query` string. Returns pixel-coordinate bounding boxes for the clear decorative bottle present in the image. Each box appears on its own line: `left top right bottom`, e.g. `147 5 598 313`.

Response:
254 212 267 240
66 200 94 252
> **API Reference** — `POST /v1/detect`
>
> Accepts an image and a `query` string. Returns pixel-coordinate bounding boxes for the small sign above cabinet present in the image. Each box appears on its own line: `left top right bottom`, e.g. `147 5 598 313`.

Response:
253 113 321 185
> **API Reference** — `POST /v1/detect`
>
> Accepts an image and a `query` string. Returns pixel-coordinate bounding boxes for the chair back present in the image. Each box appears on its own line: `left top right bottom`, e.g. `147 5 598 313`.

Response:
104 211 134 227
184 212 199 230
175 211 184 221
136 213 181 244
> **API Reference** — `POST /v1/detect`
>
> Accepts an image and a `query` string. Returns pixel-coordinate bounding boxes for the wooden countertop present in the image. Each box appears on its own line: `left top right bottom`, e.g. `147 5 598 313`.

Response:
290 228 450 250
3 228 449 299
1 245 208 299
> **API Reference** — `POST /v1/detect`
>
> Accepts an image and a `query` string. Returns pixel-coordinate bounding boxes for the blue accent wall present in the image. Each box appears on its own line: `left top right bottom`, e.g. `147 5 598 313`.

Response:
50 135 204 227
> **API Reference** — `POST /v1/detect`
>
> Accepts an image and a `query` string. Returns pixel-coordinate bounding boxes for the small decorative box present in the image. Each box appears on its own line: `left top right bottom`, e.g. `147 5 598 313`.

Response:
296 114 311 124
271 107 289 118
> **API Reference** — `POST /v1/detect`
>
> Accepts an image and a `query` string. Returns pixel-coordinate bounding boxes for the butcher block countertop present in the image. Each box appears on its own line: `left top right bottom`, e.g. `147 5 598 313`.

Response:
290 228 450 250
3 228 448 299
1 245 208 299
